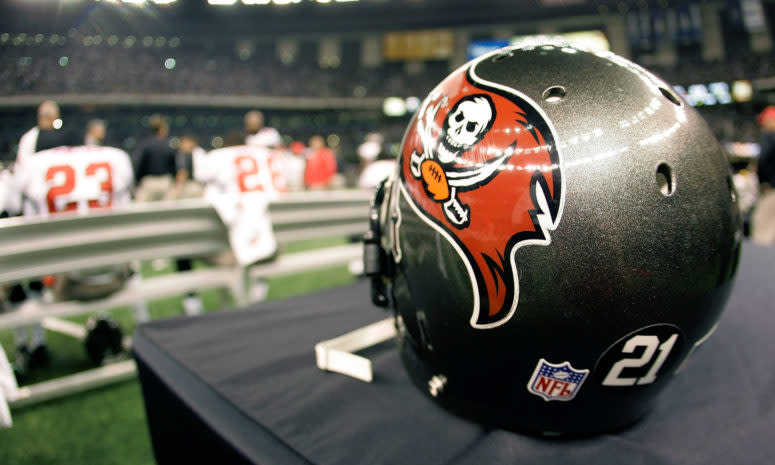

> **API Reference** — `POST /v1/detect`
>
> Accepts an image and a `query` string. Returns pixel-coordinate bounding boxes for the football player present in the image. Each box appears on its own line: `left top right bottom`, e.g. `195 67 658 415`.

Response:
0 162 19 218
16 144 133 217
244 110 281 149
199 142 287 300
12 144 139 373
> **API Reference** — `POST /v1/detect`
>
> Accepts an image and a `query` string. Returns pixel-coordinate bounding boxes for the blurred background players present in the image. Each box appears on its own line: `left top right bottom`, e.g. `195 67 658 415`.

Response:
11 142 135 375
357 132 383 171
132 114 177 202
278 140 306 192
358 150 396 189
0 162 17 219
356 132 395 189
6 99 81 374
172 134 205 200
753 106 775 245
304 135 338 189
170 134 206 315
244 110 281 149
84 119 106 146
198 137 286 301
16 101 79 166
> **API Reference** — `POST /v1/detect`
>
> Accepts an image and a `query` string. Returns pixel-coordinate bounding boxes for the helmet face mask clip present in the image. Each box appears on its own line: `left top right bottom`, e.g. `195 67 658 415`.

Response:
365 44 742 435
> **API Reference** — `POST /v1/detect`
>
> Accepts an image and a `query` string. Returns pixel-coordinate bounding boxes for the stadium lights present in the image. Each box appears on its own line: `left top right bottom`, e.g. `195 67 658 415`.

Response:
208 0 237 5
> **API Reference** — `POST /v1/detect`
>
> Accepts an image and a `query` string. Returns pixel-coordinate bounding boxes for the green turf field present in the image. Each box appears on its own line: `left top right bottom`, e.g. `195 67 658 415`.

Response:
0 237 358 465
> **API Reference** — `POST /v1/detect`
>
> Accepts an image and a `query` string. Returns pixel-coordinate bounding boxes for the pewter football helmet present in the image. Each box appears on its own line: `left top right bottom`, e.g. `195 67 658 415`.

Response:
365 44 741 434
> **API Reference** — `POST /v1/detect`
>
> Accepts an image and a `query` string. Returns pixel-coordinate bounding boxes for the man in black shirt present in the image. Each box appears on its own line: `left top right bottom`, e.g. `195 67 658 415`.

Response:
133 114 177 201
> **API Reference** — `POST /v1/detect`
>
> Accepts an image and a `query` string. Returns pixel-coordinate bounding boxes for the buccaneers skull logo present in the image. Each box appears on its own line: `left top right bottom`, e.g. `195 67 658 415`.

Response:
398 59 564 329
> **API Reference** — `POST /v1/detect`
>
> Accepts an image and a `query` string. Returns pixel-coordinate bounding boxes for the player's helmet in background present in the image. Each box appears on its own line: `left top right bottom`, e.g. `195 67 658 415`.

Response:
364 44 742 434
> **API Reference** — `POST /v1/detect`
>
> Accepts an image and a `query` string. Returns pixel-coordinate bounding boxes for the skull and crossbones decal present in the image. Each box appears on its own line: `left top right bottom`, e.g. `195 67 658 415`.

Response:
409 93 515 228
399 61 563 328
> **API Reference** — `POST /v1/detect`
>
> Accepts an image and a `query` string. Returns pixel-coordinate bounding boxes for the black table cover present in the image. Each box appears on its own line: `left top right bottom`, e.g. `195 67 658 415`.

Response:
134 242 775 465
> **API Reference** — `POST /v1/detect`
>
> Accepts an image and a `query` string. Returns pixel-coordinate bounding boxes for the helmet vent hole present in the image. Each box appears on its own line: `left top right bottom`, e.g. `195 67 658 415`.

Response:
659 87 682 106
656 163 675 196
542 86 566 103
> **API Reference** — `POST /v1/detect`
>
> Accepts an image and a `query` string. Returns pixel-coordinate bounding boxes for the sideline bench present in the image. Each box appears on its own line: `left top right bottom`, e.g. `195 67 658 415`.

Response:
0 189 372 420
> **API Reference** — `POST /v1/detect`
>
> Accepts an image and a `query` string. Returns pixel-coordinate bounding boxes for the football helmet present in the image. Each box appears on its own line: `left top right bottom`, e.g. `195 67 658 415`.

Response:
365 44 741 434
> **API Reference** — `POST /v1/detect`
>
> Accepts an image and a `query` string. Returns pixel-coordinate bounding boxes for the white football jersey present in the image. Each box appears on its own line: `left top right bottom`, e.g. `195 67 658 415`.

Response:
199 145 287 266
16 145 134 217
199 145 286 201
16 126 39 165
246 127 281 148
0 168 20 215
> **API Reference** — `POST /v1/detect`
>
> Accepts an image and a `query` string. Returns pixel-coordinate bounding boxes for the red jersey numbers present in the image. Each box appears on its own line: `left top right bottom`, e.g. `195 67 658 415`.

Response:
267 151 288 193
46 165 77 213
85 162 114 209
234 153 287 194
46 162 114 213
235 155 262 193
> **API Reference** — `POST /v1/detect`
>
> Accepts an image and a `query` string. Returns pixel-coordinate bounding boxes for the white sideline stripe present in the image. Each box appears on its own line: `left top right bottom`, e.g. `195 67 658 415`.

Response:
41 317 88 340
315 318 396 383
8 360 137 409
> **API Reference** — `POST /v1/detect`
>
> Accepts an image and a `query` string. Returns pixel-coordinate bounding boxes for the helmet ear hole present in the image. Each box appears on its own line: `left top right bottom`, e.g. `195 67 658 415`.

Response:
491 51 513 62
656 163 675 196
659 87 682 106
542 86 566 103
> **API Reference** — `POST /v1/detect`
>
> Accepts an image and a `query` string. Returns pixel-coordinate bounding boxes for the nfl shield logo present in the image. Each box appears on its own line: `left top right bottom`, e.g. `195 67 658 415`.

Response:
527 358 589 402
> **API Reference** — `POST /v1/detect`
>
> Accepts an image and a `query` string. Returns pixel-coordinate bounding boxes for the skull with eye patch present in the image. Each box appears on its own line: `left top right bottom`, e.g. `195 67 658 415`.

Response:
438 94 496 164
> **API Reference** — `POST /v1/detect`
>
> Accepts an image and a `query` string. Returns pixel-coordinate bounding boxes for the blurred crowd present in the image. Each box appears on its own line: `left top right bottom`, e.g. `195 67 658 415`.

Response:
0 41 447 99
2 38 774 100
2 38 774 155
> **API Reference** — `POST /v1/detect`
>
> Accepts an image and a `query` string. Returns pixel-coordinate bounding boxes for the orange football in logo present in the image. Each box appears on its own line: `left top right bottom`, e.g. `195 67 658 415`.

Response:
421 159 450 201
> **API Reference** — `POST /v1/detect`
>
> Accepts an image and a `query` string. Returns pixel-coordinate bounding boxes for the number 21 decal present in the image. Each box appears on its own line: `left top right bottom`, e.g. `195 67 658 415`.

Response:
596 325 684 387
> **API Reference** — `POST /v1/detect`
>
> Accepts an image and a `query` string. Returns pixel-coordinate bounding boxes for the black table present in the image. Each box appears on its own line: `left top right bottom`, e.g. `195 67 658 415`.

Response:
133 243 775 465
